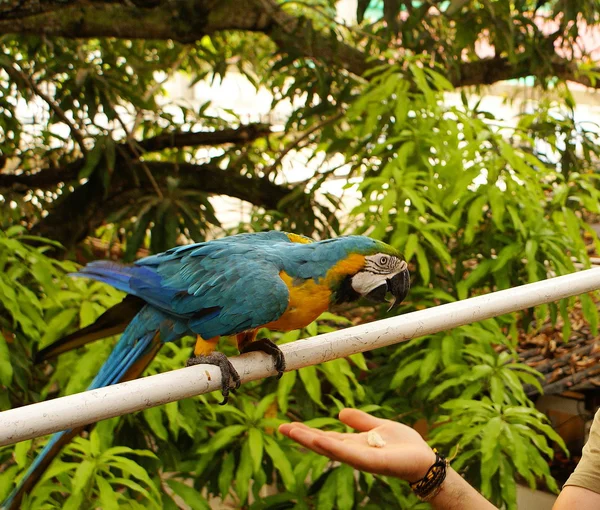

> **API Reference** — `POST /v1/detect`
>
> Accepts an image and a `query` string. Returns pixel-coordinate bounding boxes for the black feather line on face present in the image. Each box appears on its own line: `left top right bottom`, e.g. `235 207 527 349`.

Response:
334 275 361 304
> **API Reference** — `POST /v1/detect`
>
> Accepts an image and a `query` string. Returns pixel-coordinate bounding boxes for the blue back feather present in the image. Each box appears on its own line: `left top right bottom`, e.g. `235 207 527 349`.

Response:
74 232 386 339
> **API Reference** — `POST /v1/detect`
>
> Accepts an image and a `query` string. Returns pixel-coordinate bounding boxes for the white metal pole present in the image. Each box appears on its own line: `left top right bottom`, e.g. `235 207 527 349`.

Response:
2 267 600 446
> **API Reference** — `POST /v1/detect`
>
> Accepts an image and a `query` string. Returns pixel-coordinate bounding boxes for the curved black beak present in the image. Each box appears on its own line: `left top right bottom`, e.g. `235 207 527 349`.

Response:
365 267 411 310
386 268 411 310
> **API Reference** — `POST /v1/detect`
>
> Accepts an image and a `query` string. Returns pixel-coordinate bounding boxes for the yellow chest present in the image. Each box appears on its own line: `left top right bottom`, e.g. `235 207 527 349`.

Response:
264 272 332 331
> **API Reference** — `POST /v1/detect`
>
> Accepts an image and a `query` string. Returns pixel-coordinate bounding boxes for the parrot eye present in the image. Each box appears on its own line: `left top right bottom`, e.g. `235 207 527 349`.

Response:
379 255 389 265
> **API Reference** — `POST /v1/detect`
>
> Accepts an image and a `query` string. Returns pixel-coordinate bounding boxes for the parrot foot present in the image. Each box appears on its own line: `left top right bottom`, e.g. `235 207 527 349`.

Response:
186 352 240 405
241 338 286 379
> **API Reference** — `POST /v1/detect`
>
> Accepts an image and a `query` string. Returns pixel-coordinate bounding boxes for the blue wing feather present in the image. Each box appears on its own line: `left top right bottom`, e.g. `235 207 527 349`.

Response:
73 233 294 338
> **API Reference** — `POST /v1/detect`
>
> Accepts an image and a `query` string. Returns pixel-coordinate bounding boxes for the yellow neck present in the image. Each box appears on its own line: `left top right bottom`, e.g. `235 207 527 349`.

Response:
264 254 366 332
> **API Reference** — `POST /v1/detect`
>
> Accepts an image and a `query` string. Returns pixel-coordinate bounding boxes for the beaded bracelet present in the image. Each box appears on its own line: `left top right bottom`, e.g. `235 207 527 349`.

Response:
409 449 449 502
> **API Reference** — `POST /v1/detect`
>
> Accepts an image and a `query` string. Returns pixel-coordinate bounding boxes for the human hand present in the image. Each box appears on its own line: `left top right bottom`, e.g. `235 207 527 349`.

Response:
279 408 436 483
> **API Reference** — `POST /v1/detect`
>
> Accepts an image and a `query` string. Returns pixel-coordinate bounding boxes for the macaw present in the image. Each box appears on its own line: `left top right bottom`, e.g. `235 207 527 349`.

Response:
2 230 410 509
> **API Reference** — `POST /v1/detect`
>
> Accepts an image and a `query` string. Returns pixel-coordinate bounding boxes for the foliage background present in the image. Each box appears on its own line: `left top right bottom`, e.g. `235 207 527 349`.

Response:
2 0 600 508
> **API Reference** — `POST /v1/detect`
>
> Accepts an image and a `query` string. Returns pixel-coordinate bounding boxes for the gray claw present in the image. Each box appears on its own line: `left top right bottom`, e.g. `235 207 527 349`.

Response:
241 338 286 378
186 352 240 405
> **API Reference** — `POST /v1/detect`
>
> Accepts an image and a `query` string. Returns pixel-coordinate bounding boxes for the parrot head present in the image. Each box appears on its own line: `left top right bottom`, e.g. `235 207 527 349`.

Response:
349 252 410 310
333 239 410 310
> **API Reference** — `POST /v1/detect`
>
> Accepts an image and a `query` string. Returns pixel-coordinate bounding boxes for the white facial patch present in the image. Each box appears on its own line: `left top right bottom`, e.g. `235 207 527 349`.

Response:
350 254 407 295
350 270 390 294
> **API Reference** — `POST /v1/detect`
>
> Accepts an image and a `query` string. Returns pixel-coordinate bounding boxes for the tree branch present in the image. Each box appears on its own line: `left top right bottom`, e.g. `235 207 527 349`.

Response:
449 55 575 88
30 160 300 247
0 0 600 88
1 63 88 154
249 0 370 75
135 124 272 153
1 0 598 96
0 161 83 190
141 162 290 208
0 125 271 191
0 0 270 42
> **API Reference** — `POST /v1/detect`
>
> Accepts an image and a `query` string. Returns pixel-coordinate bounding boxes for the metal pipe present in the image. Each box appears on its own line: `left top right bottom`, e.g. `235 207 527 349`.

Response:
2 267 600 446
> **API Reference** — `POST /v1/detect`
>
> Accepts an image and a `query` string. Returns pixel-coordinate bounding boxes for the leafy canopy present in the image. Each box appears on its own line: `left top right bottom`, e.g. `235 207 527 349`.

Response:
2 1 600 509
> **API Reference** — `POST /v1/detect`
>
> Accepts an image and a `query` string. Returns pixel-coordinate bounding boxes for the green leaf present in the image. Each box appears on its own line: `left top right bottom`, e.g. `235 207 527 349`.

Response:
235 440 253 502
198 425 247 453
580 293 599 335
419 348 440 383
248 428 264 475
390 359 420 389
415 244 430 285
79 300 97 328
403 233 418 262
14 440 31 469
306 320 318 337
71 459 96 495
498 456 517 509
143 406 168 441
492 243 522 273
317 471 337 510
105 456 159 500
456 260 493 300
38 308 79 349
322 360 354 405
167 479 210 510
79 142 104 179
277 371 297 413
0 466 19 501
299 365 322 406
111 476 155 503
489 375 505 404
488 186 505 230
62 490 85 510
218 453 235 499
264 436 296 491
96 475 120 510
480 418 503 496
349 352 368 371
336 464 355 510
464 195 488 245
525 239 539 282
0 335 13 386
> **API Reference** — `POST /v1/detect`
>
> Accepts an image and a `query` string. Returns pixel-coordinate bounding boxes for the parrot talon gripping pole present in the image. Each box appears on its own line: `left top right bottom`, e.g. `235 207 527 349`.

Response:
186 352 240 404
241 338 287 378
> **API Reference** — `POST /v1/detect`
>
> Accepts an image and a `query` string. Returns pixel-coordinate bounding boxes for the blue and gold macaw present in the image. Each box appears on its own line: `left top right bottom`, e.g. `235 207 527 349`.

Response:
2 231 409 509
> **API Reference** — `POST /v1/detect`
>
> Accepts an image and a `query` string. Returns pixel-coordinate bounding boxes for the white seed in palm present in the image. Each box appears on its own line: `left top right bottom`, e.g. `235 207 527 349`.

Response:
367 430 386 448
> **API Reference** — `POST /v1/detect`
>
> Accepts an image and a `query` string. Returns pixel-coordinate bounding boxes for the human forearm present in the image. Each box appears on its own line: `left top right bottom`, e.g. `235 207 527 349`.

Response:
553 486 600 509
426 468 498 510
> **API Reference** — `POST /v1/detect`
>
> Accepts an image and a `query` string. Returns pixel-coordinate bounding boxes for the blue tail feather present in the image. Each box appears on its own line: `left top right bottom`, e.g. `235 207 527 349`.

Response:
1 431 67 510
73 261 178 312
1 310 164 510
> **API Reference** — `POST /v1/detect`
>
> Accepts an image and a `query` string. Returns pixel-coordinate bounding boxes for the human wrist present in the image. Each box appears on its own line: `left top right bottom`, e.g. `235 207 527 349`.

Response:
409 448 449 501
404 446 438 483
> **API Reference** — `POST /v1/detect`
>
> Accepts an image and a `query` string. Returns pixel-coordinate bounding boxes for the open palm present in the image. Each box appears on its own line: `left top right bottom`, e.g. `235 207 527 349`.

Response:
279 408 436 482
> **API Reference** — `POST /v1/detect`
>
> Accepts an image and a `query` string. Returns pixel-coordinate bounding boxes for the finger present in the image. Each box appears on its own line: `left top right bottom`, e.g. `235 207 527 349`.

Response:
287 427 340 459
279 423 296 435
339 408 388 432
280 423 351 445
280 422 324 435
